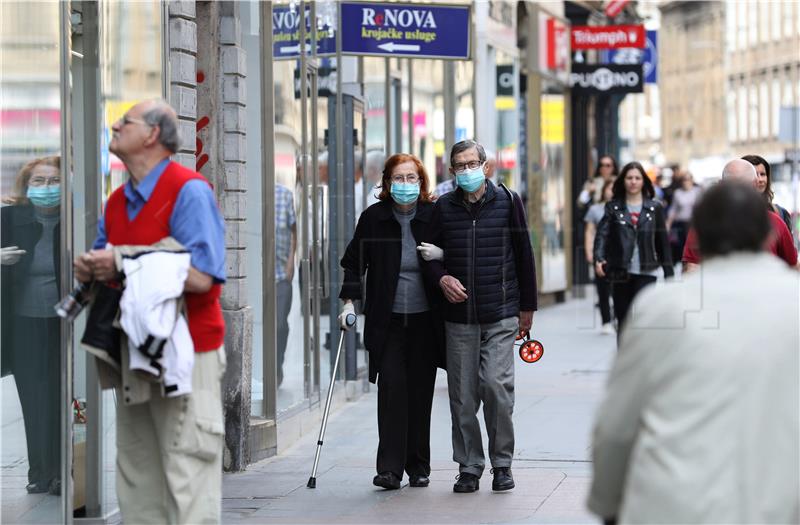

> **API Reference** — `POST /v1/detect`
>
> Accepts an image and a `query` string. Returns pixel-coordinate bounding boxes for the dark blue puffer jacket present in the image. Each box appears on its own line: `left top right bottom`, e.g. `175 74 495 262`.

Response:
436 181 518 324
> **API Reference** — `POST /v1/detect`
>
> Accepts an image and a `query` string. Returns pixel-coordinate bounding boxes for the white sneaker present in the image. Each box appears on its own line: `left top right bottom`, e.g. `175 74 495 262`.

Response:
600 323 615 335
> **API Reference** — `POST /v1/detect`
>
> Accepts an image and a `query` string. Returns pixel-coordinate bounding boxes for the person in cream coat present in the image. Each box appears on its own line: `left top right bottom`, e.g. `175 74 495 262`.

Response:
588 181 799 524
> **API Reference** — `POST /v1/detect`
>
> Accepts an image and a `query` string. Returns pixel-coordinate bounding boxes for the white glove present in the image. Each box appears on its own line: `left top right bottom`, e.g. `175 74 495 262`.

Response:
1 246 26 265
338 301 356 330
416 242 444 261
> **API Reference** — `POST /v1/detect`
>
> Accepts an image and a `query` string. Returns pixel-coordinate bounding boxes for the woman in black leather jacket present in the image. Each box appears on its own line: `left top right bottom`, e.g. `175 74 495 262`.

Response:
594 161 673 331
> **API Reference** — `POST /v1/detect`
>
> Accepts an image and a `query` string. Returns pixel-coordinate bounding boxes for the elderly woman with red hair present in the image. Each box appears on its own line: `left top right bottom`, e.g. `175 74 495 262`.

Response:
338 153 445 490
1 156 63 494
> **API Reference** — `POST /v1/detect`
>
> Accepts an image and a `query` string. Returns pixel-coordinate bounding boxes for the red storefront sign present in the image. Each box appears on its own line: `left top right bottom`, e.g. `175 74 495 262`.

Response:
605 0 630 19
571 25 645 50
546 18 569 70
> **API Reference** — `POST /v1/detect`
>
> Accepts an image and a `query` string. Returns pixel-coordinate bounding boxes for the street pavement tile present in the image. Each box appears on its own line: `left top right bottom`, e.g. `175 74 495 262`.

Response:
222 297 615 525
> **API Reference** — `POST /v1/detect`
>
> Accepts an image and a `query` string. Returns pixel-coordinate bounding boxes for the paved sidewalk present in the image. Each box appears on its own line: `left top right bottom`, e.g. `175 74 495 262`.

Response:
223 296 615 524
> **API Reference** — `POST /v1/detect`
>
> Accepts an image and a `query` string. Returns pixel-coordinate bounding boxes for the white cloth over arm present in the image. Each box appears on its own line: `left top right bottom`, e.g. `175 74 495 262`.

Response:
119 250 195 397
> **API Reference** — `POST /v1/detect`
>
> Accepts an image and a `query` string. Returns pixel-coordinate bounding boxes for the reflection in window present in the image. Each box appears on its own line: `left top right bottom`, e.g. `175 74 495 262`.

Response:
1 2 64 522
100 0 163 200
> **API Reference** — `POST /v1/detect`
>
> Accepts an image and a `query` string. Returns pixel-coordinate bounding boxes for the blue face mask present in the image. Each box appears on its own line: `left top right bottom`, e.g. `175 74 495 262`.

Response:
455 167 485 193
27 185 61 208
390 182 420 205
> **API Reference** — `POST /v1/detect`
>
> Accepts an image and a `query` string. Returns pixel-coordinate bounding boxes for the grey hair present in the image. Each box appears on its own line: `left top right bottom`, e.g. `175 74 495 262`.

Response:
142 100 179 154
449 139 486 167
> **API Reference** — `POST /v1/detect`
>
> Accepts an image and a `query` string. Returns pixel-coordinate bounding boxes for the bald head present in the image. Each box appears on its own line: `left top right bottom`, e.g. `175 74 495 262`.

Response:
721 159 757 186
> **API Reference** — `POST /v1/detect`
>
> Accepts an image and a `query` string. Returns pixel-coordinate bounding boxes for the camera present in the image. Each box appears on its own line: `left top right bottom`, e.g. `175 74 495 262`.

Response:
54 281 92 321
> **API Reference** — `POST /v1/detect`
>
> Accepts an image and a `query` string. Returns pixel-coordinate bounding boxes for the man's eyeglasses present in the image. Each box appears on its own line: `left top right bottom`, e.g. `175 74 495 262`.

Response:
391 174 420 184
29 177 61 187
120 115 150 127
452 160 484 172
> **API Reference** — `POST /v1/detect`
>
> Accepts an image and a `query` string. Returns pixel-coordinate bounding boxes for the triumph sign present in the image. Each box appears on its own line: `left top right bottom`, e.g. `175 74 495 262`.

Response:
569 64 644 94
571 25 645 50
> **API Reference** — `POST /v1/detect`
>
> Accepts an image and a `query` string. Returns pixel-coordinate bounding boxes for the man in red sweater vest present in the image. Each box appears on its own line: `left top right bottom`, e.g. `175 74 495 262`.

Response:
74 99 226 524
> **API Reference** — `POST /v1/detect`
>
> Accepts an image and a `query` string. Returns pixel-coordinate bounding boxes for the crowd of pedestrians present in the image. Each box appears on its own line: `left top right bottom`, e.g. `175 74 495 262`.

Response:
28 97 796 523
579 153 798 330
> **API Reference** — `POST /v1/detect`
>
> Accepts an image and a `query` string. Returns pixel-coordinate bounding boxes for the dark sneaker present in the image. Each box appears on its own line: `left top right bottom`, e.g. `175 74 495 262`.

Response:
409 474 430 487
48 478 61 495
491 467 515 491
26 481 49 494
453 472 480 493
373 472 401 490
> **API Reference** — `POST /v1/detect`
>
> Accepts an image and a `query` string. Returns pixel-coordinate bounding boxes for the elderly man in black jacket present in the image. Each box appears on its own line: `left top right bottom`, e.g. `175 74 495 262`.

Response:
424 139 538 493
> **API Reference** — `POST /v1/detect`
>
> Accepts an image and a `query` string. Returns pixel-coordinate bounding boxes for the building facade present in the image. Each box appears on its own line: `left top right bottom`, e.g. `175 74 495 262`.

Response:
0 1 575 522
659 0 800 193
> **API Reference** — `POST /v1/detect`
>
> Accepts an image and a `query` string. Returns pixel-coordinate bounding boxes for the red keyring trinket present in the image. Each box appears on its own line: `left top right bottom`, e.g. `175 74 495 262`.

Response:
515 330 544 363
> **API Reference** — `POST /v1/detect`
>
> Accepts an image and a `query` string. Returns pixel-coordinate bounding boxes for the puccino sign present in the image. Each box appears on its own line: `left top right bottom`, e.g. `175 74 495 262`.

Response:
569 64 644 94
571 25 645 50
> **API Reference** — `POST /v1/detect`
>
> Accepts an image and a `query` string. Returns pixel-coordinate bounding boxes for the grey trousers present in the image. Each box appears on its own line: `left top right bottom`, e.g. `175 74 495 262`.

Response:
445 316 518 477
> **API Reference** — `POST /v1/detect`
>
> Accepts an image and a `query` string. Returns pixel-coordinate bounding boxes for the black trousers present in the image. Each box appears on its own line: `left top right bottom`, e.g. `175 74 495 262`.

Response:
376 312 437 479
611 274 657 331
671 220 690 265
595 275 612 325
11 315 61 485
275 278 292 385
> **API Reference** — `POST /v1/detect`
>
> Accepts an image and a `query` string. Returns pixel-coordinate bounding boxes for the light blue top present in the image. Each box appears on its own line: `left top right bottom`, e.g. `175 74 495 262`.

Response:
93 159 226 283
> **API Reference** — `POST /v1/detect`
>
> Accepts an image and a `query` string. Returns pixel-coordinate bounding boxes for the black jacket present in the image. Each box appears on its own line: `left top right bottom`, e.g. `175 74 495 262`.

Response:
424 180 537 324
339 200 445 383
1 205 62 374
594 199 674 278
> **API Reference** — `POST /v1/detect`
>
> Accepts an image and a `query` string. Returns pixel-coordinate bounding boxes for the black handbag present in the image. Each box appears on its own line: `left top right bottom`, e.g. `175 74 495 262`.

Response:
81 282 123 366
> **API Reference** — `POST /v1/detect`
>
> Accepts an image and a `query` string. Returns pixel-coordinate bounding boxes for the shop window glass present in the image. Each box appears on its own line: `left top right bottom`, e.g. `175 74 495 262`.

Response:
1 2 64 522
409 60 443 188
94 0 163 513
272 59 308 414
539 87 567 293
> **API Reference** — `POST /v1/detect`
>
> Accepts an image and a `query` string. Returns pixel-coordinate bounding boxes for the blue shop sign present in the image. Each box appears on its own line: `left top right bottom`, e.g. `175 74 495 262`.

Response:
603 30 657 84
273 4 336 59
340 2 471 59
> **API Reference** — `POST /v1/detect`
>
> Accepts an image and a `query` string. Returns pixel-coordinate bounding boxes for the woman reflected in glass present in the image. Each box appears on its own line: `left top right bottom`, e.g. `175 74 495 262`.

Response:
1 156 62 494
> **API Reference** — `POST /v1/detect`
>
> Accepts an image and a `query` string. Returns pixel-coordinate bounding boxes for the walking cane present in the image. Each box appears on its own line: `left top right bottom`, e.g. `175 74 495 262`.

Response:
307 312 357 489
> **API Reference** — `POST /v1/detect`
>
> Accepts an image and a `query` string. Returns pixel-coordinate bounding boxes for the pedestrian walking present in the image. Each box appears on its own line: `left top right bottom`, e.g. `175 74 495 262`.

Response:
742 154 793 233
588 181 799 524
434 149 496 198
423 139 537 493
583 178 616 335
274 183 296 387
73 99 226 524
681 159 797 273
338 153 446 490
666 171 702 267
577 154 618 216
1 156 63 495
594 161 673 332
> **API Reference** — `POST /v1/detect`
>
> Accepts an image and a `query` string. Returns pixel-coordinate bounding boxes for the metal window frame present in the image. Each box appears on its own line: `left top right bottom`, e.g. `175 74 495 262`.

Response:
59 2 75 523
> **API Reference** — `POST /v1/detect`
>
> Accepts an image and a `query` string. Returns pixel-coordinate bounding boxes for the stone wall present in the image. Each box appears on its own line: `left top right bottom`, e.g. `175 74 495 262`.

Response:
169 0 253 472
